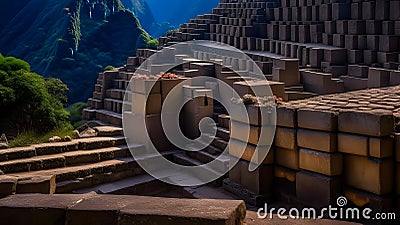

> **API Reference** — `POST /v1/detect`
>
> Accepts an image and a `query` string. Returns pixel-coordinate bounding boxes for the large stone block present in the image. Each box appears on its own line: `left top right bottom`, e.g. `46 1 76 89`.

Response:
16 176 56 194
229 160 242 185
348 20 366 35
275 127 297 150
240 162 273 195
344 154 394 195
368 68 392 88
275 147 299 170
379 36 400 52
0 176 17 197
276 106 297 128
299 148 343 176
297 129 337 153
338 110 394 137
296 171 342 208
230 120 273 146
338 133 368 156
390 0 400 20
229 139 274 165
0 193 96 225
297 109 337 132
369 137 394 158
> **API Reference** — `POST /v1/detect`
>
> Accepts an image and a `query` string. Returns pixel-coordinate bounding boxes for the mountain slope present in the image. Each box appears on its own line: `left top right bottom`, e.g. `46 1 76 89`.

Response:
145 0 220 27
0 0 149 103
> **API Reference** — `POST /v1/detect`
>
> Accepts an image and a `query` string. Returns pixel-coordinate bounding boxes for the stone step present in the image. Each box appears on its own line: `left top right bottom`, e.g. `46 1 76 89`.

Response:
173 153 228 179
0 194 246 225
217 127 230 141
71 173 176 197
94 109 123 126
93 126 123 137
0 145 130 174
56 149 177 193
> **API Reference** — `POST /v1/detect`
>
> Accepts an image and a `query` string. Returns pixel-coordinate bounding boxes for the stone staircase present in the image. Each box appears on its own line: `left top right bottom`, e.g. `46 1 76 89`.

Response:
0 127 180 196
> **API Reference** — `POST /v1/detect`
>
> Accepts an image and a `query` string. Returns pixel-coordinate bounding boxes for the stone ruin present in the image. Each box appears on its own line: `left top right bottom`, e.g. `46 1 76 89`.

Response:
1 0 400 224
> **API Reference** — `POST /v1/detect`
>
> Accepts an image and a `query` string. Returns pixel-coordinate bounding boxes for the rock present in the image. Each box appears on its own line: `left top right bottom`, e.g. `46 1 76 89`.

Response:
63 136 72 142
48 136 62 143
0 133 8 145
79 127 97 138
0 134 8 149
0 143 8 149
73 130 80 138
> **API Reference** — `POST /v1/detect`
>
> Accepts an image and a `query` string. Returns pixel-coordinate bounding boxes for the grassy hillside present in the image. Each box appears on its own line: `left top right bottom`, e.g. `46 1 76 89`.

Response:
0 0 150 103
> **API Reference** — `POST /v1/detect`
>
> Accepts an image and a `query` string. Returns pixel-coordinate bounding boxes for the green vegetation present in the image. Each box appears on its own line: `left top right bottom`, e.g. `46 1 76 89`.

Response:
67 102 88 128
105 65 115 71
9 124 78 148
146 38 159 49
0 54 71 134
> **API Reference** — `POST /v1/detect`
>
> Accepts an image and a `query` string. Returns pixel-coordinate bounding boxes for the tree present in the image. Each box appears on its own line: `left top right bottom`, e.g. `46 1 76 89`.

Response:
0 54 70 134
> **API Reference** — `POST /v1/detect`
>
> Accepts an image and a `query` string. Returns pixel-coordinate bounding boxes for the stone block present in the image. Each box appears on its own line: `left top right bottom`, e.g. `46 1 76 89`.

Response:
390 71 400 85
319 4 332 21
390 0 400 20
275 147 299 170
368 67 391 88
324 49 347 65
332 34 344 47
347 50 363 64
363 50 377 65
377 52 398 64
379 36 400 52
348 20 365 35
132 93 162 115
275 127 297 150
230 120 273 146
338 110 394 137
336 21 348 34
229 160 242 184
0 176 17 197
297 129 337 153
299 25 311 43
366 20 382 35
369 137 394 158
344 154 394 195
16 176 56 194
366 35 379 51
133 78 161 95
299 148 343 176
347 65 369 78
229 139 274 165
310 48 324 68
342 76 368 91
362 1 376 20
332 3 350 20
0 193 96 225
382 21 394 35
351 3 362 20
276 106 297 128
375 0 390 20
338 133 368 156
297 109 337 132
345 35 358 50
296 171 342 208
240 163 273 195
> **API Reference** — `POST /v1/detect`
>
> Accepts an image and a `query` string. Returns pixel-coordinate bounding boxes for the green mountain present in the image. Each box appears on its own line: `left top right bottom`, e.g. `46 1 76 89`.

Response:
0 0 150 103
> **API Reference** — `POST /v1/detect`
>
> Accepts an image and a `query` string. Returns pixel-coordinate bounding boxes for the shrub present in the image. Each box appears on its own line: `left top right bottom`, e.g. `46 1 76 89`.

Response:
0 54 71 134
104 65 115 71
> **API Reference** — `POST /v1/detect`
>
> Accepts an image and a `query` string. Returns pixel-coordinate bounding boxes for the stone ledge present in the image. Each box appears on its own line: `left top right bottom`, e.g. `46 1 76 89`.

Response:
0 193 246 225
